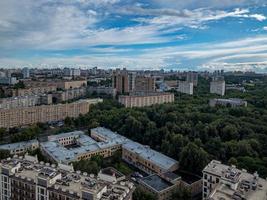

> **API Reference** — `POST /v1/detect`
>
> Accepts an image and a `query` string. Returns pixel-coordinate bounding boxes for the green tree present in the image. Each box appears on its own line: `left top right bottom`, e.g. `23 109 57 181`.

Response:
179 142 209 174
133 187 156 200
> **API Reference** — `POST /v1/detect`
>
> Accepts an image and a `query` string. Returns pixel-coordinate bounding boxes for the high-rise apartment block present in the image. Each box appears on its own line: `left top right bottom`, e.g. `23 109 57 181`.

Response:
202 160 267 200
112 68 135 94
0 155 134 200
22 67 30 79
112 69 155 94
210 80 225 96
186 72 198 86
134 76 155 93
0 98 102 128
177 81 193 95
118 92 174 108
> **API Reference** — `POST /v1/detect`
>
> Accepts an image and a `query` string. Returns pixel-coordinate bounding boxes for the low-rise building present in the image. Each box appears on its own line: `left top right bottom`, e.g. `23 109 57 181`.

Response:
0 156 134 200
209 98 248 107
122 141 178 174
56 80 87 90
177 81 193 95
118 92 174 108
210 80 225 96
0 98 102 128
139 174 179 200
202 160 267 200
0 140 39 155
41 127 179 175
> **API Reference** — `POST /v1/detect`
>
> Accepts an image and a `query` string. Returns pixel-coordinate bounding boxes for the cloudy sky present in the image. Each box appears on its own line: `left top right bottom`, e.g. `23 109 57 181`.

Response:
0 0 267 71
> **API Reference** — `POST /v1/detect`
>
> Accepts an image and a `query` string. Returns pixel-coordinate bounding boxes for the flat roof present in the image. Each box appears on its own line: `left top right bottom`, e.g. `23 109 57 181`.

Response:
0 139 38 151
122 141 178 171
140 174 173 192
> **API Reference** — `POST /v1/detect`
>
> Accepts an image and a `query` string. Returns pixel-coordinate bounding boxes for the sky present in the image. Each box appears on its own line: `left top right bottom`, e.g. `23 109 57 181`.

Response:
0 0 267 72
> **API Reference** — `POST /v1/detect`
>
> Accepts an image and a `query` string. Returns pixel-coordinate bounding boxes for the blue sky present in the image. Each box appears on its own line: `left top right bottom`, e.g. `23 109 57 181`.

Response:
0 0 267 72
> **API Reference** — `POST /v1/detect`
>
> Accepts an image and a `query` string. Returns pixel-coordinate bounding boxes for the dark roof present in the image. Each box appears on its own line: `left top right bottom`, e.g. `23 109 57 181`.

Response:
140 174 173 192
175 171 202 184
163 171 180 181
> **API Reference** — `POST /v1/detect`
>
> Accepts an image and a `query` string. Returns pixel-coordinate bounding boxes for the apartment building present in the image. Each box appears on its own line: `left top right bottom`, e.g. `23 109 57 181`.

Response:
0 77 17 85
118 92 174 108
186 72 198 86
0 98 102 128
56 80 87 90
177 81 193 95
209 98 248 107
112 68 136 94
52 87 86 103
210 80 225 96
202 160 267 200
0 95 52 109
134 76 156 93
87 86 117 98
41 127 178 175
12 86 57 97
0 140 39 155
0 155 134 200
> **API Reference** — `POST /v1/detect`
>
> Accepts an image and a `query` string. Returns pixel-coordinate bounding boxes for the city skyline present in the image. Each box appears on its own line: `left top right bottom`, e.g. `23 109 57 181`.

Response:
0 0 267 72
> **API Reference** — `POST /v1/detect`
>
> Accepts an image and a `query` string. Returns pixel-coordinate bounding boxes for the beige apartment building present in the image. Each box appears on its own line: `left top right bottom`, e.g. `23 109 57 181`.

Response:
118 92 174 108
0 98 102 128
12 86 57 97
134 76 156 92
56 80 87 90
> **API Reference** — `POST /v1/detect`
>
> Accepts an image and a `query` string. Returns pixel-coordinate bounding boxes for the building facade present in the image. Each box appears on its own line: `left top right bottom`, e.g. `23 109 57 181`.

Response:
0 95 52 109
0 156 134 200
134 76 156 93
210 80 225 96
0 99 102 128
177 81 193 95
118 93 174 108
12 86 57 97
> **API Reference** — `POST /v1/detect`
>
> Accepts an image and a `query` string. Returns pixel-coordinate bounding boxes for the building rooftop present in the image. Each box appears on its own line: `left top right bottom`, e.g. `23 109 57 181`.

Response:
204 160 267 200
0 156 134 200
122 141 178 171
0 139 38 151
140 174 174 192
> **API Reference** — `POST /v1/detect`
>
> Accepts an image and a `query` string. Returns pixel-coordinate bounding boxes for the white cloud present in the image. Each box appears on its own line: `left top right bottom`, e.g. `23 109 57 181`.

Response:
263 26 267 31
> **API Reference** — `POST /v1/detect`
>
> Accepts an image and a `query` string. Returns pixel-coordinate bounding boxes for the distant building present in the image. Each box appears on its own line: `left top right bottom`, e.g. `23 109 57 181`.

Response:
0 156 134 200
0 98 102 128
118 92 174 108
186 72 198 86
134 76 156 93
226 84 246 92
22 67 30 79
0 94 52 109
112 68 135 94
12 86 57 97
63 68 81 77
203 160 267 200
0 77 17 85
177 81 193 95
210 80 225 96
87 86 117 98
52 87 86 102
209 98 247 107
56 80 87 90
